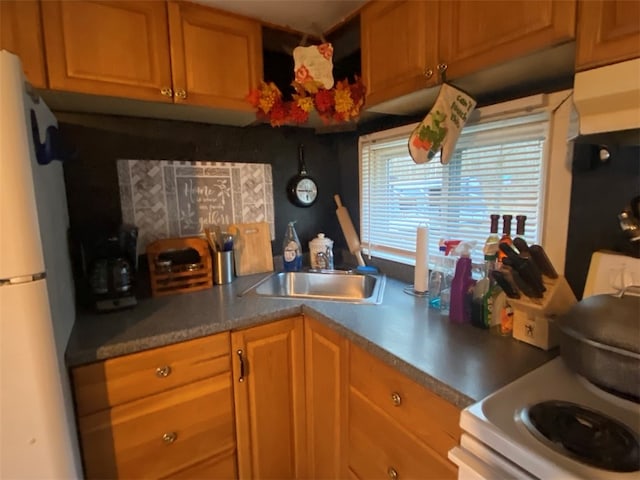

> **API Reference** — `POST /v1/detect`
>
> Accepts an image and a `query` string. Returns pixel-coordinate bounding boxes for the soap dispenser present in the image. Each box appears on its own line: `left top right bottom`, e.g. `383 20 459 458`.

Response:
283 221 303 272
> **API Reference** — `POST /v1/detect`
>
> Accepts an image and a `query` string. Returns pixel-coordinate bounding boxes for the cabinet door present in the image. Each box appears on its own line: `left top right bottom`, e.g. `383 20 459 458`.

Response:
0 0 47 87
576 0 640 70
304 317 349 479
439 0 576 80
232 317 307 479
167 1 262 110
41 0 173 102
360 0 438 108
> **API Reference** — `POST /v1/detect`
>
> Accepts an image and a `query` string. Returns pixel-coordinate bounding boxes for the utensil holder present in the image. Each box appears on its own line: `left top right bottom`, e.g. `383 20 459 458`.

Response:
214 250 234 285
508 276 576 350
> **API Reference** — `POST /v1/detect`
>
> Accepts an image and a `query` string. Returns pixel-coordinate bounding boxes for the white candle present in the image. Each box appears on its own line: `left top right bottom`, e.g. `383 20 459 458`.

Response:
414 224 429 293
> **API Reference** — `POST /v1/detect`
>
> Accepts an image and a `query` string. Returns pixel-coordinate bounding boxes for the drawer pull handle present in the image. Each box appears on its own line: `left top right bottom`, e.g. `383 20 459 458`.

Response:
237 349 245 383
162 432 177 444
156 366 172 378
388 466 398 479
391 392 402 406
424 67 433 79
175 88 187 100
160 87 173 97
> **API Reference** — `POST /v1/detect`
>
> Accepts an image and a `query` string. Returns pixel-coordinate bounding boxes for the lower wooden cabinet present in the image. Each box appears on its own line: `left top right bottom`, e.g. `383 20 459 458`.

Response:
348 345 461 480
304 317 349 479
71 316 461 479
231 317 307 479
71 332 236 479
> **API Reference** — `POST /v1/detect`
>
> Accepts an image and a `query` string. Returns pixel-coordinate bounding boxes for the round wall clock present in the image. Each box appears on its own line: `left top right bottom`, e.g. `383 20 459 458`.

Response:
287 145 318 207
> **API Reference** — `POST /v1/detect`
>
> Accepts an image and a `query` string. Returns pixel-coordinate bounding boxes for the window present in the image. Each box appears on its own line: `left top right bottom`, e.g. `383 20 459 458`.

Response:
359 92 574 269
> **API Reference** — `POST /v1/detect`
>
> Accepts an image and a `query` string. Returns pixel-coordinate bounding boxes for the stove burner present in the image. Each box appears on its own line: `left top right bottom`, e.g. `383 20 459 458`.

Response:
520 401 640 472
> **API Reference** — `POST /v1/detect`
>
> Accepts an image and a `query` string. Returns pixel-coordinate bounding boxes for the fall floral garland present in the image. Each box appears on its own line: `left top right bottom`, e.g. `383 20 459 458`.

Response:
246 76 366 127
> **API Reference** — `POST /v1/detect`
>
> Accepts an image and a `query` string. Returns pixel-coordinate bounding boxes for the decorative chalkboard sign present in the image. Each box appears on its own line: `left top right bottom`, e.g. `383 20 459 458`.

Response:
118 160 274 251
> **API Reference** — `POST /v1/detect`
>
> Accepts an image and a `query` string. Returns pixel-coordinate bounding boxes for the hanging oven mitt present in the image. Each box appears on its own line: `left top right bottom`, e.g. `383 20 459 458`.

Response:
293 43 334 91
409 83 477 165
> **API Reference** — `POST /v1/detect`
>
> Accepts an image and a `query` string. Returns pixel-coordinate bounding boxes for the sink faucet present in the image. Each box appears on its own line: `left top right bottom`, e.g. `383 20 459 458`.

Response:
316 247 334 270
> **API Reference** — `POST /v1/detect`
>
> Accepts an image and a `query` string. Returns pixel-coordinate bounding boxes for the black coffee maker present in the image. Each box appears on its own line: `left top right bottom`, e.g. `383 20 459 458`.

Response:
86 224 139 312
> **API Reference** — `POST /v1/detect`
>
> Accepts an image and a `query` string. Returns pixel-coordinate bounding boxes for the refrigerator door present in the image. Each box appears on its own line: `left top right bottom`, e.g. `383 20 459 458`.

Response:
0 280 77 478
0 50 46 279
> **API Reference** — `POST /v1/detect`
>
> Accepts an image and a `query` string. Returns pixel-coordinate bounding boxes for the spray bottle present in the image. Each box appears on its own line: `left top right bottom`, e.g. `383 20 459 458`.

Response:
449 241 476 323
283 221 303 272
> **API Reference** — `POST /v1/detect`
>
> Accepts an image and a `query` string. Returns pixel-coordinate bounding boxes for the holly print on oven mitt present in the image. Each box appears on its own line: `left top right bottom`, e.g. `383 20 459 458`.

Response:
409 83 477 165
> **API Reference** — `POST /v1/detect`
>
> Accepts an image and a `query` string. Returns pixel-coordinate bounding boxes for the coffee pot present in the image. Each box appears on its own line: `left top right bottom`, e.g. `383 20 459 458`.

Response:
88 225 138 311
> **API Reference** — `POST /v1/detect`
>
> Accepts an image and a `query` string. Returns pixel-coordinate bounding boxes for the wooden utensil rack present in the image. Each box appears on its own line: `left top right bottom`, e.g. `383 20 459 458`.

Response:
146 237 212 297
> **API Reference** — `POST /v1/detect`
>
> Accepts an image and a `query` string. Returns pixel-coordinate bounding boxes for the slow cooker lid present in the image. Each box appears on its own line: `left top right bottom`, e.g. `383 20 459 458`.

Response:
557 294 640 354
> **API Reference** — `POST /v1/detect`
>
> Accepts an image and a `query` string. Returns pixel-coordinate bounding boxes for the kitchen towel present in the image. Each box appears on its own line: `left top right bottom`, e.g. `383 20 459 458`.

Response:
409 83 477 165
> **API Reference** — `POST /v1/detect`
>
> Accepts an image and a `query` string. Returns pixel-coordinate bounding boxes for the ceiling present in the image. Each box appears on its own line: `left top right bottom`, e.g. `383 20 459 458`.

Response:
193 0 368 35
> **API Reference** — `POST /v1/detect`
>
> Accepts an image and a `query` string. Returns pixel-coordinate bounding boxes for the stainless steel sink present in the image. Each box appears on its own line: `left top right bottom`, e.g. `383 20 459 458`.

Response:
243 271 386 304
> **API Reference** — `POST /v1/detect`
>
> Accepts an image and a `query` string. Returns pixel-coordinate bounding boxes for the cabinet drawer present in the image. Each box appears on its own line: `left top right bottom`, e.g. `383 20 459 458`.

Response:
349 387 456 480
73 332 230 416
350 345 460 460
79 373 235 479
161 448 237 479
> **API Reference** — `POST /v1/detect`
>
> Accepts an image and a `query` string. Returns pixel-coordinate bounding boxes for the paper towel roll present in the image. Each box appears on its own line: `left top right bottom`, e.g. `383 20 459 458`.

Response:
414 224 429 293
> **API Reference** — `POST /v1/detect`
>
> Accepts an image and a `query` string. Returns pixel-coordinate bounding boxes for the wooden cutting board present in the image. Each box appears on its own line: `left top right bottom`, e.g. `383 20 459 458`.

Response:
228 222 274 276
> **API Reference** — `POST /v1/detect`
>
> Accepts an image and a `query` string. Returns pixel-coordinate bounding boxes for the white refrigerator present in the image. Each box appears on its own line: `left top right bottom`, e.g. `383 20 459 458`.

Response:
0 51 81 478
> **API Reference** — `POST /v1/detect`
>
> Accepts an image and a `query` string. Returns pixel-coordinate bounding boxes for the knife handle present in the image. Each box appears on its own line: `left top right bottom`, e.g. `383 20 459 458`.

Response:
529 245 559 279
503 265 543 299
513 237 530 254
491 270 520 299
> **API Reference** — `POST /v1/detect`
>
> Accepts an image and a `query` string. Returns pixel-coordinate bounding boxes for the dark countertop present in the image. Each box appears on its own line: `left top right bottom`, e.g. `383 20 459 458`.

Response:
66 273 556 409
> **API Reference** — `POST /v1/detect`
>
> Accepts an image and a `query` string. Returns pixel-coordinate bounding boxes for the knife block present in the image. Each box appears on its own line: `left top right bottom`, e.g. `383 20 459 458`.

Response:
509 276 576 350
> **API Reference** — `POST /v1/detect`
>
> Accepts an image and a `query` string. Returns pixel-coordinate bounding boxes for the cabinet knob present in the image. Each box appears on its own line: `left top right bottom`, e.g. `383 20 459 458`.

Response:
160 87 173 98
387 466 399 480
424 68 434 79
391 392 402 406
175 88 187 100
162 432 177 444
156 365 172 378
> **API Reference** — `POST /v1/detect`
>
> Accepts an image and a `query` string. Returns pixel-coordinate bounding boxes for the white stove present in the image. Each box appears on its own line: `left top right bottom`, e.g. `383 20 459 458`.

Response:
449 251 640 479
449 357 640 479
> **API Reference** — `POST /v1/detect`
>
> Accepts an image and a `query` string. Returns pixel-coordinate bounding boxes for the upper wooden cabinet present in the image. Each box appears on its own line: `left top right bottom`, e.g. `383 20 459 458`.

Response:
231 317 307 479
439 0 576 80
168 1 262 110
40 0 262 110
0 0 47 87
575 0 640 71
41 1 173 103
360 0 439 109
360 0 576 110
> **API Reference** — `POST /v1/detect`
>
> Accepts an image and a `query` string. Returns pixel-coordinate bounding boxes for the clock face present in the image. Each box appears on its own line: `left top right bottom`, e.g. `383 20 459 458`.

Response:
290 177 318 207
295 178 318 206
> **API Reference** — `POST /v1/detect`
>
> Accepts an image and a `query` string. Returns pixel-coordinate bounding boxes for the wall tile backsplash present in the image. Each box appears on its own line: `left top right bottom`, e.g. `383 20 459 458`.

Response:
118 160 274 250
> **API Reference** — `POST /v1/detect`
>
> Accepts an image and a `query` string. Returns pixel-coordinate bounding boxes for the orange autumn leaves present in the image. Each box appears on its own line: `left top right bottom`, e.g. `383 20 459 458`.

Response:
246 76 366 127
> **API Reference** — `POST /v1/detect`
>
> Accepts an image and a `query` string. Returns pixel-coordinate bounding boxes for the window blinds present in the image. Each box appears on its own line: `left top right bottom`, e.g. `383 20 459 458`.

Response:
360 112 549 264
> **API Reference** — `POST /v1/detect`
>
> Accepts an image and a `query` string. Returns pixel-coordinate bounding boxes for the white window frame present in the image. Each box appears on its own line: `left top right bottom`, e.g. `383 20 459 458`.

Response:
358 90 575 274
